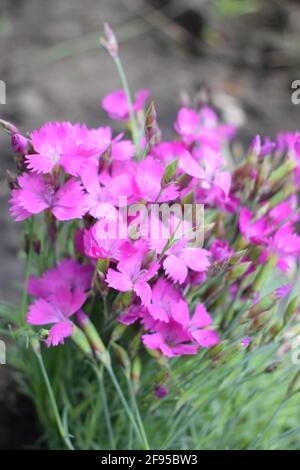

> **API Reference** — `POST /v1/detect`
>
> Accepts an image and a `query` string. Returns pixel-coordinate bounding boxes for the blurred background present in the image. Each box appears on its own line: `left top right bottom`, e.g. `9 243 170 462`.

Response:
0 0 300 449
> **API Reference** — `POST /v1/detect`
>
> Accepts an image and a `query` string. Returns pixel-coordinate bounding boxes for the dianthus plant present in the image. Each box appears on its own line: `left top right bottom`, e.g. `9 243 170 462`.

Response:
1 24 300 450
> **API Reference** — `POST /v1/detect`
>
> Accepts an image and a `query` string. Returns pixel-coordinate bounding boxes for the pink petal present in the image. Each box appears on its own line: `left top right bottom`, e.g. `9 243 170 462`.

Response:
46 321 73 347
174 107 200 137
192 329 220 347
172 299 190 328
183 248 211 272
27 298 61 325
26 153 57 174
163 254 188 284
148 304 169 322
178 150 205 179
191 304 212 328
134 281 152 306
52 178 88 220
106 269 133 292
111 139 135 161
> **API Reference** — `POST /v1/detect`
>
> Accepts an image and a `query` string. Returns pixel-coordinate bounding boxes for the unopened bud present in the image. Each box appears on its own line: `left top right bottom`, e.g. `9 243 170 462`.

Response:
71 324 93 357
77 311 110 366
112 343 130 371
100 23 118 58
11 133 29 155
269 159 296 186
284 296 298 324
145 102 161 147
131 356 141 394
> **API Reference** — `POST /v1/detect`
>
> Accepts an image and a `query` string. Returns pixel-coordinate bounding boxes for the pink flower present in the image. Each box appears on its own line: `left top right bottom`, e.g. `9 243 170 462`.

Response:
142 319 199 357
27 286 86 347
106 252 158 306
26 122 111 175
102 89 150 120
111 133 135 161
80 163 133 219
162 239 211 284
241 336 252 348
148 278 181 322
239 208 269 244
84 219 129 260
28 258 93 299
142 303 219 357
133 156 178 203
174 107 200 140
210 239 234 263
151 141 187 165
179 149 231 201
9 173 88 221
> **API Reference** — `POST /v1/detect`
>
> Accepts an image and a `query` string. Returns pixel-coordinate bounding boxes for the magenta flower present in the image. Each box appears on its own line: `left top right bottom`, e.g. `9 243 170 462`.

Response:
111 133 135 161
174 107 200 140
142 303 219 357
142 319 199 357
10 173 88 221
27 287 86 347
28 258 93 299
84 219 129 260
106 253 158 306
26 122 111 175
162 239 211 284
102 88 149 120
241 336 252 348
239 208 269 245
133 156 178 203
80 163 133 219
147 278 182 322
210 239 234 263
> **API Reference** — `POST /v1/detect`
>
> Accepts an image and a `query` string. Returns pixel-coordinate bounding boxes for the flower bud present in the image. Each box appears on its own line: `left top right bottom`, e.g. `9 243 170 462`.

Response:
269 159 296 186
131 356 141 394
11 133 29 155
100 22 118 58
71 324 93 357
76 311 110 366
154 385 168 399
283 296 298 324
112 343 130 371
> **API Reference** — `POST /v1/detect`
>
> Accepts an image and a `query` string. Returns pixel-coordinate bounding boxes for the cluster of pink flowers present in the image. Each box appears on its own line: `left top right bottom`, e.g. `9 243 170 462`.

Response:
4 76 300 358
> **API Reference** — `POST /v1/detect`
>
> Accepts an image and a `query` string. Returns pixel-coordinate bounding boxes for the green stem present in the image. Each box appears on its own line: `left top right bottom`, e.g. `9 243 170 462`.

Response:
106 365 149 449
95 366 116 449
113 56 140 157
33 341 74 450
125 373 150 450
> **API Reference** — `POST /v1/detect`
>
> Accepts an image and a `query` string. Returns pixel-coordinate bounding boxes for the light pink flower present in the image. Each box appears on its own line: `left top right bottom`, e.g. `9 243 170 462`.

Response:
102 89 150 120
111 133 135 161
210 239 234 263
142 303 219 357
106 252 158 306
133 156 178 202
239 208 269 244
162 239 211 284
147 278 181 322
26 122 111 175
9 173 88 221
28 258 93 299
80 163 133 219
27 287 86 347
174 107 200 140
